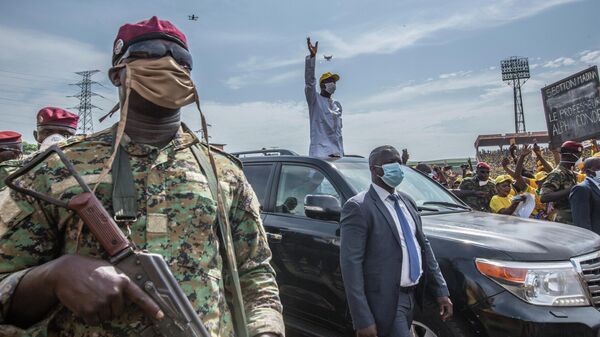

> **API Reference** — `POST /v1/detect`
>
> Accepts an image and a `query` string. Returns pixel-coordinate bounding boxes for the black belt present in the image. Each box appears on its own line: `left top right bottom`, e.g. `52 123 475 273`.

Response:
400 285 416 293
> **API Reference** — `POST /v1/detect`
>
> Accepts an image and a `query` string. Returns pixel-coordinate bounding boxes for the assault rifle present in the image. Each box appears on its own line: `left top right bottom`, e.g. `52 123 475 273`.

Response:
5 145 210 337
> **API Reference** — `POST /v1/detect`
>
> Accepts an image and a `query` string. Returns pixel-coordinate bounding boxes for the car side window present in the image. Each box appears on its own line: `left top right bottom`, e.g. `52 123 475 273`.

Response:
243 164 273 207
275 165 340 216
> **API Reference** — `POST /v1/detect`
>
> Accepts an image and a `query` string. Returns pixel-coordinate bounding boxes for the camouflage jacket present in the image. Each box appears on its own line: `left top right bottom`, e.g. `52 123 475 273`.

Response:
0 125 283 337
0 159 23 190
540 165 577 224
458 177 496 212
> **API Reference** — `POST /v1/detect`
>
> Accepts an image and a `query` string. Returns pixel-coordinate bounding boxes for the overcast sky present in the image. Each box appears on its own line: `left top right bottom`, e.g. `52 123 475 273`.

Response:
1 0 599 160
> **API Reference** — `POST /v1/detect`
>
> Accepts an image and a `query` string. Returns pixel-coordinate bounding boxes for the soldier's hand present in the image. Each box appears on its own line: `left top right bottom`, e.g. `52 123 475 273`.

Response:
307 37 318 58
501 157 510 167
401 148 409 164
49 254 163 325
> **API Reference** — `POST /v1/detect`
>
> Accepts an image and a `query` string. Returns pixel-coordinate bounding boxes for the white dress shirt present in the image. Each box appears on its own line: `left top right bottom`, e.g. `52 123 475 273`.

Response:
371 183 423 286
305 56 344 158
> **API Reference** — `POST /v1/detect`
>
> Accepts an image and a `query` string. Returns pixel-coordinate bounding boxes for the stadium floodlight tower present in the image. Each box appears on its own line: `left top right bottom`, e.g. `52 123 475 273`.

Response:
501 56 530 133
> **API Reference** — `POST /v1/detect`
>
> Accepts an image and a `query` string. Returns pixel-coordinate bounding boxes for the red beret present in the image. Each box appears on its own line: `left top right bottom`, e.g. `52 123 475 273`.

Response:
37 107 79 131
113 16 188 65
0 131 22 145
476 162 491 170
560 140 583 154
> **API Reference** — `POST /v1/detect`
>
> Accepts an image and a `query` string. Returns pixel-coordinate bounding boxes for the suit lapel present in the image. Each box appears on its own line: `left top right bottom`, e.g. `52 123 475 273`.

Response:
368 186 402 247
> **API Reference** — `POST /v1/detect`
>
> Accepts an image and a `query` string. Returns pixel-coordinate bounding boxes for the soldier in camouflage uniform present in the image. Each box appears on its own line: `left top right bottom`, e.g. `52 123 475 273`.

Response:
0 131 23 189
540 141 583 224
0 17 283 337
0 110 79 190
0 131 22 165
458 162 496 212
34 107 79 150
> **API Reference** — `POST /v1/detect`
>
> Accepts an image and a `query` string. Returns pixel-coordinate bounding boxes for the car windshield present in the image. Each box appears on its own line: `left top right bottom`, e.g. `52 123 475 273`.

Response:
333 161 468 213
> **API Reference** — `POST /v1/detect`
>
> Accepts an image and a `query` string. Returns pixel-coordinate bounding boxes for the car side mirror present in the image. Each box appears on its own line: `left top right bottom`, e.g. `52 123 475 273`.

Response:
304 194 341 222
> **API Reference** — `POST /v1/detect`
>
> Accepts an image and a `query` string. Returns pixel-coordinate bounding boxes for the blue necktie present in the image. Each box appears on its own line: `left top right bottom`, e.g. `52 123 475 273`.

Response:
389 194 420 282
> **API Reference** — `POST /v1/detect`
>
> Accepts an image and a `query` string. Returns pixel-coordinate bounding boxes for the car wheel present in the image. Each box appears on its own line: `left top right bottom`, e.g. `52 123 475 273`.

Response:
412 298 475 337
412 320 440 337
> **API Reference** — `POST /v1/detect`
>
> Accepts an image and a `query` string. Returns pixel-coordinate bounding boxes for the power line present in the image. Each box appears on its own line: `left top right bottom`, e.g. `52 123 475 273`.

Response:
69 70 103 134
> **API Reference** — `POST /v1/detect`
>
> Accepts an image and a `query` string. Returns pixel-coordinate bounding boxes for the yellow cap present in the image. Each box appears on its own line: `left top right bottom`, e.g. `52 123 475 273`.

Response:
594 152 600 158
534 171 548 181
319 72 340 83
494 174 513 185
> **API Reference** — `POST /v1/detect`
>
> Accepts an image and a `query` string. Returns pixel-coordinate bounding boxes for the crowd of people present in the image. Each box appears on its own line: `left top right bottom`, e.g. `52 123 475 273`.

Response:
0 17 599 337
414 141 600 233
477 146 556 177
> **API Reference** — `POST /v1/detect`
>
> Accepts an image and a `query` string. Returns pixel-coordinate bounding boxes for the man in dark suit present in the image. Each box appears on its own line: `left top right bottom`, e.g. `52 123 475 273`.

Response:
340 145 452 337
570 157 600 234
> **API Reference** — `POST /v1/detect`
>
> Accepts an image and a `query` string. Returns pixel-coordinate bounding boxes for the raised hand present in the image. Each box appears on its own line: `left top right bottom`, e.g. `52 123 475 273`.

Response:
520 144 532 157
307 37 318 58
532 142 542 156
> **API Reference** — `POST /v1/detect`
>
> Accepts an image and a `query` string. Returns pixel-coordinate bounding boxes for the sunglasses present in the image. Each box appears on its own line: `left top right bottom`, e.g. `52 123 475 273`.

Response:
118 39 193 70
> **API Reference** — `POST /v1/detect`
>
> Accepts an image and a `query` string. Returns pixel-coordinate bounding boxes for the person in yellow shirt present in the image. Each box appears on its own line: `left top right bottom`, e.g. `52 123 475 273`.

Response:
490 175 521 215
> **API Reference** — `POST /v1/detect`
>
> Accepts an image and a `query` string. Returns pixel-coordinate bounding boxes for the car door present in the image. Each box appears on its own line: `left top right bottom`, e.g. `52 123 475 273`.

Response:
264 163 348 331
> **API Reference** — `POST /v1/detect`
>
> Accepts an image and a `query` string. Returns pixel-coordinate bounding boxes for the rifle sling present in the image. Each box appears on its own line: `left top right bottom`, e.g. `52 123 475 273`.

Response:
111 127 137 220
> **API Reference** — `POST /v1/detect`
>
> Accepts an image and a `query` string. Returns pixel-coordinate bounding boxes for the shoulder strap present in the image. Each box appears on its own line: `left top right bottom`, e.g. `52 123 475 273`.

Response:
190 143 249 337
110 127 137 221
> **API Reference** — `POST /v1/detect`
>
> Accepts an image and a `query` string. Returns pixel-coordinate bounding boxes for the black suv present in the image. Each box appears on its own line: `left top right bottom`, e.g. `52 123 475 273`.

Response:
236 150 600 337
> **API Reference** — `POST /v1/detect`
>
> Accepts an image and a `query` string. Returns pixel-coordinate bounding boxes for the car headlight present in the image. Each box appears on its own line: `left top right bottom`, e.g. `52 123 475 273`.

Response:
476 258 590 306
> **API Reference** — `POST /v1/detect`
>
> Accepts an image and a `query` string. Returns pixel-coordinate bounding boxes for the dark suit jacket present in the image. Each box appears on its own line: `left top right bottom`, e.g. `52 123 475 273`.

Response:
570 178 600 234
340 186 449 335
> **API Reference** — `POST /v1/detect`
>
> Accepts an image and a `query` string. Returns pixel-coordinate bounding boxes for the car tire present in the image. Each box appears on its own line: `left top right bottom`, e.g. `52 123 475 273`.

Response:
412 297 475 337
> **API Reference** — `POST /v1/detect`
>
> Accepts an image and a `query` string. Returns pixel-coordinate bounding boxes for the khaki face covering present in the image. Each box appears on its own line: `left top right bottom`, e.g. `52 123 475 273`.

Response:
114 56 196 109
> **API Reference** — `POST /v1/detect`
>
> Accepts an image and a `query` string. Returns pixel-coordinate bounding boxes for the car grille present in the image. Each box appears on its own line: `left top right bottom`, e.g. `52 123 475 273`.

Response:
572 250 600 308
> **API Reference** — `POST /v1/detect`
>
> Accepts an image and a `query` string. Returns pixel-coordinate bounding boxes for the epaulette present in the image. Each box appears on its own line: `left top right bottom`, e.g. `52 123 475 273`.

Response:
197 142 242 168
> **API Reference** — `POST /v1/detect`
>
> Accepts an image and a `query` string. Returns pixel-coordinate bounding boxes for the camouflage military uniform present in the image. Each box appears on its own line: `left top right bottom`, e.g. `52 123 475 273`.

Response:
541 165 577 224
0 125 284 337
458 177 496 212
0 159 22 190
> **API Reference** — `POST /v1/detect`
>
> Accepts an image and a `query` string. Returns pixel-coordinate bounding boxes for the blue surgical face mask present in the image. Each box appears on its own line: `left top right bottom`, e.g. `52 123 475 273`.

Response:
376 162 404 188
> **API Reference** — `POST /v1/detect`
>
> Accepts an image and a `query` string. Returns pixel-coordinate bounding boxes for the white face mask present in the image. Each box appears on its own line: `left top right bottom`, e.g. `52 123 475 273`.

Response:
478 180 488 186
324 82 336 95
40 133 67 150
